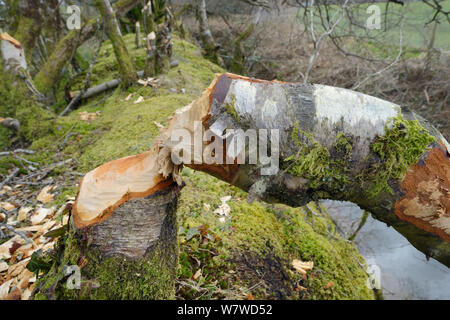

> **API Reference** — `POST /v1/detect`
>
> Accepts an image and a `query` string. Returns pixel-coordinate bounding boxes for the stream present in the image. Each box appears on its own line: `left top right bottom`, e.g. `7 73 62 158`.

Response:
322 200 450 300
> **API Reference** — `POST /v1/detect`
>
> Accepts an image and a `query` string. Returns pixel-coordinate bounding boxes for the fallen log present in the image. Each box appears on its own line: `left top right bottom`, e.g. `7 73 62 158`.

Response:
65 71 145 105
41 73 449 299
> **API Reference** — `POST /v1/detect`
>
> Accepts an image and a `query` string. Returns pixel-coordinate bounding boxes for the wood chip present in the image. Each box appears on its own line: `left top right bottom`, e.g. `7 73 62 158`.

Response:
134 96 144 104
36 186 55 203
0 279 14 299
79 111 100 121
0 261 8 272
17 207 32 222
18 269 33 290
292 259 314 275
0 236 26 260
30 207 55 225
7 258 30 277
0 202 15 211
193 269 202 280
21 287 33 300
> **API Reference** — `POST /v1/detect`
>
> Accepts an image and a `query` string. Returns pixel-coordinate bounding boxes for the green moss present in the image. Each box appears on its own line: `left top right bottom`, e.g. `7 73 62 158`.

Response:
224 95 239 121
0 62 56 150
35 226 176 300
364 115 436 197
177 168 375 300
284 122 351 191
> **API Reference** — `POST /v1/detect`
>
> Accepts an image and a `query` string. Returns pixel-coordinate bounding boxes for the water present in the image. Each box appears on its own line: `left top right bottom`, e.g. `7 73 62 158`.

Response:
322 200 450 300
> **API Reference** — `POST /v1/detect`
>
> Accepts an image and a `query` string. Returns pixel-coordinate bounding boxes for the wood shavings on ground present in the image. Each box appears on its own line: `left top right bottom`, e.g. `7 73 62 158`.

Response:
214 196 232 223
79 111 100 121
0 186 73 300
292 259 314 275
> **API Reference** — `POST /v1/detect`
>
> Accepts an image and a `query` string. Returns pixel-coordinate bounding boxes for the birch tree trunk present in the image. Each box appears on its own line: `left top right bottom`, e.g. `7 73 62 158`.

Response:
95 0 137 88
196 0 222 66
37 73 450 299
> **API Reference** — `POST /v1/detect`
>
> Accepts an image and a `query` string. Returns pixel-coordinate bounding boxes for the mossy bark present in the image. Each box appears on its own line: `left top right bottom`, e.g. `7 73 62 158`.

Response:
196 0 223 66
96 0 137 88
12 0 42 64
193 74 450 267
230 23 254 75
144 2 173 78
34 20 97 96
34 184 180 300
33 0 139 94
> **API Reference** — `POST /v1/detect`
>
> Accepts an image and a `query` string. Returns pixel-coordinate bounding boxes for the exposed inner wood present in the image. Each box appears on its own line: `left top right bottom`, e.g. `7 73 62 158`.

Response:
394 140 450 242
73 74 220 228
0 32 22 49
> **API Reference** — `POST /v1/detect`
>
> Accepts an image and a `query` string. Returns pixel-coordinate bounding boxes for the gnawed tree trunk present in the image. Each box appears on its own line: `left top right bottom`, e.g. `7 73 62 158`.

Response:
143 1 174 77
196 0 223 66
36 73 449 299
34 182 181 299
0 32 44 99
95 0 137 88
135 21 141 48
34 0 139 95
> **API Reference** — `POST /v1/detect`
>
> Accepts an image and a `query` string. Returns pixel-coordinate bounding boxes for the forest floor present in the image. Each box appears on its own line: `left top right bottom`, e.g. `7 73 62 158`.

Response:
0 34 377 300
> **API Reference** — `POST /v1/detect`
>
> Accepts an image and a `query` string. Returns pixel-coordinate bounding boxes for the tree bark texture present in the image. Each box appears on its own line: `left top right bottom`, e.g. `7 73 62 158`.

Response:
144 2 174 77
35 183 181 300
95 0 137 88
13 0 43 63
196 0 223 66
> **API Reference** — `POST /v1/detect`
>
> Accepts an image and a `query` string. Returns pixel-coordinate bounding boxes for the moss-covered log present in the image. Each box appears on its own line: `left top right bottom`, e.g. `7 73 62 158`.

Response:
34 0 140 95
95 0 137 87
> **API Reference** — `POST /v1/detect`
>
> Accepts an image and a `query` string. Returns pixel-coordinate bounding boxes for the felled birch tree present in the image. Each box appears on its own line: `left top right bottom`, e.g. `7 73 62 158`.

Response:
34 73 450 299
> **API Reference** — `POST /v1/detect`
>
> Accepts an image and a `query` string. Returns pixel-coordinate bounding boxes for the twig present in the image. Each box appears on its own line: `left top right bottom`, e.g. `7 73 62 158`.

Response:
0 222 32 244
352 17 404 90
303 0 349 84
13 155 40 167
0 149 35 157
0 168 20 189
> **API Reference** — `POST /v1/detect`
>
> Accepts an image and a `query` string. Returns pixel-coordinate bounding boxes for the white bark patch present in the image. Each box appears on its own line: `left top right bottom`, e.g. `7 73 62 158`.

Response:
262 99 279 120
313 85 400 140
231 80 256 116
438 133 450 153
1 40 27 71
